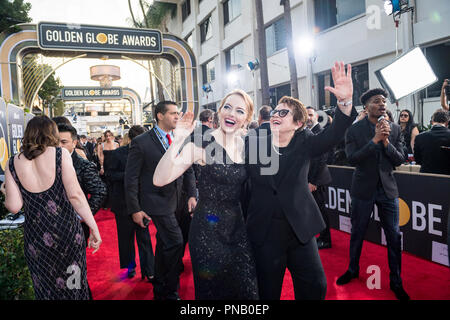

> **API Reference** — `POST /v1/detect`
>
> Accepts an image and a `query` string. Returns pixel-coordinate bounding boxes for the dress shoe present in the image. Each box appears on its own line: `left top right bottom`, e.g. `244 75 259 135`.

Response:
390 283 410 301
166 292 182 301
127 268 136 278
317 239 332 249
336 270 358 285
142 274 154 283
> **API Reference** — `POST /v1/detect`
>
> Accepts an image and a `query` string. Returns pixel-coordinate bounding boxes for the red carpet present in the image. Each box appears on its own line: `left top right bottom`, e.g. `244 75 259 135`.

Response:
86 209 450 300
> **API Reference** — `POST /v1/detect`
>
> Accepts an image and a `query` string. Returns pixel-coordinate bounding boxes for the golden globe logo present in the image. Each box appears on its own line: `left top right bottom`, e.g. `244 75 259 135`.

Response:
398 198 411 227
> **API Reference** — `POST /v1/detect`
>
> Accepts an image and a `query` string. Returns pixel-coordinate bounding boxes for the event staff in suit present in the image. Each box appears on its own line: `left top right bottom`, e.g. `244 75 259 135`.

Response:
245 62 357 300
306 107 333 249
255 105 272 136
106 125 155 281
125 101 197 301
199 109 214 135
414 109 450 175
58 124 107 245
336 88 409 300
80 135 95 162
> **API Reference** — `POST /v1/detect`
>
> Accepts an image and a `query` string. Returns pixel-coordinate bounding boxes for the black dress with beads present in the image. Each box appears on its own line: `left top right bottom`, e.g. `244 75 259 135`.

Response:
189 133 258 300
8 147 90 300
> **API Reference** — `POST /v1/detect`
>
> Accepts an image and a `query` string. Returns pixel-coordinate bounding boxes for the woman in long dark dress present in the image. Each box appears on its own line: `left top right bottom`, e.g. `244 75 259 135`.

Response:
1 116 102 300
397 109 419 156
153 90 258 300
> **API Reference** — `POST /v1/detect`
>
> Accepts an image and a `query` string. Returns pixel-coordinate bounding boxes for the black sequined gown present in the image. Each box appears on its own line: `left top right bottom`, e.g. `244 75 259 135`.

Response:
189 135 258 300
8 148 90 300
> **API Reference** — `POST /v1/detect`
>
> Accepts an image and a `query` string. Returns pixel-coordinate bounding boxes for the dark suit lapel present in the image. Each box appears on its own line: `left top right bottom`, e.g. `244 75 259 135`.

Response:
149 129 166 155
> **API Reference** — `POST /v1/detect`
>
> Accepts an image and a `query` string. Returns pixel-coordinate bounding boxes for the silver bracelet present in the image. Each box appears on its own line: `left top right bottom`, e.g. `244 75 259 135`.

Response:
337 100 352 106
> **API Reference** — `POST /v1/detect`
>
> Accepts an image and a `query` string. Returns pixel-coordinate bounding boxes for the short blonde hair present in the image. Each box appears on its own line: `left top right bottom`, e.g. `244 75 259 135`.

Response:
278 96 308 130
218 89 254 123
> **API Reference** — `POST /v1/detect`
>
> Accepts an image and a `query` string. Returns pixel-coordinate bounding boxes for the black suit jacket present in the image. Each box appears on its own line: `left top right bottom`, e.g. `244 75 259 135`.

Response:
245 108 357 245
345 117 405 200
105 145 129 214
124 129 196 216
414 125 450 175
71 151 107 215
255 122 271 136
308 124 332 186
83 141 95 162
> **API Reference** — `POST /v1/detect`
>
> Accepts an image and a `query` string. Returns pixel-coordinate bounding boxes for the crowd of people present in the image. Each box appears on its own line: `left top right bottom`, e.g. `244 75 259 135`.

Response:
1 63 449 301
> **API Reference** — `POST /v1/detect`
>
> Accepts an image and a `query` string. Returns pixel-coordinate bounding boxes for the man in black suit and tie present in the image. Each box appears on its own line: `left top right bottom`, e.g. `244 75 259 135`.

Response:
414 109 450 175
125 101 197 300
306 107 333 249
245 62 357 300
336 88 409 300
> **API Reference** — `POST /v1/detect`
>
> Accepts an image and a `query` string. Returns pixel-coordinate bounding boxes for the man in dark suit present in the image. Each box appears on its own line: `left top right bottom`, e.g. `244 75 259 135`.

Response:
414 109 450 175
255 105 272 136
306 107 333 249
125 101 197 301
106 125 155 281
58 124 107 244
80 134 95 162
199 109 214 135
337 88 409 300
245 61 357 300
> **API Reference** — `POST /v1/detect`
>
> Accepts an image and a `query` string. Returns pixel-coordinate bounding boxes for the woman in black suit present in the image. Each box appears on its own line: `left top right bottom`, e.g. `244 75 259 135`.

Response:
245 62 357 300
105 125 155 281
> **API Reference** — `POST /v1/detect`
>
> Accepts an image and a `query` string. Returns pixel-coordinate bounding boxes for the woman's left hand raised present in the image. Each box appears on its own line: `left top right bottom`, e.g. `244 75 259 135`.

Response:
325 61 353 116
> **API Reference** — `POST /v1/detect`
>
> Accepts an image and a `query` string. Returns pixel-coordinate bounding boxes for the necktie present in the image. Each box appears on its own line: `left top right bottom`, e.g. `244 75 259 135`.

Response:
166 133 172 146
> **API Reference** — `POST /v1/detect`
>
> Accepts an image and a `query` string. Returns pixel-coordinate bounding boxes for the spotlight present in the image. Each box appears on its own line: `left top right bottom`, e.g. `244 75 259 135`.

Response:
202 84 212 93
296 35 315 57
375 47 437 103
227 71 239 87
247 59 260 71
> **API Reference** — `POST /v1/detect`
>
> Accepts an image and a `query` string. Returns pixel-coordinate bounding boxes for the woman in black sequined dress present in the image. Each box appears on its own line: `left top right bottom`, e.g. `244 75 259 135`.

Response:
154 90 258 300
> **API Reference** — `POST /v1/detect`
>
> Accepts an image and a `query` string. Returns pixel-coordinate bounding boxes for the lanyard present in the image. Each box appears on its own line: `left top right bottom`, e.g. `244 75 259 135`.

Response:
153 127 170 151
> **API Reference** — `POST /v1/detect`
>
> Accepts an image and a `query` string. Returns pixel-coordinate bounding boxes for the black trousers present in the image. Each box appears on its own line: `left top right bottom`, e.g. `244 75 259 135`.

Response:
150 214 184 297
312 185 331 242
251 217 327 300
113 208 155 277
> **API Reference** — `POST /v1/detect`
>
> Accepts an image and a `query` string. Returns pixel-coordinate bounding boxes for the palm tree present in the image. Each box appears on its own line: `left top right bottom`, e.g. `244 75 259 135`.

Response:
280 0 299 99
128 0 177 102
254 0 270 105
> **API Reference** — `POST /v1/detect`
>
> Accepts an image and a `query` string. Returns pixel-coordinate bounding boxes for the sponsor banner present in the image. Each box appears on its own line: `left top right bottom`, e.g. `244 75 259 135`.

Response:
7 104 24 157
62 87 123 100
38 22 162 54
326 166 449 267
0 98 8 175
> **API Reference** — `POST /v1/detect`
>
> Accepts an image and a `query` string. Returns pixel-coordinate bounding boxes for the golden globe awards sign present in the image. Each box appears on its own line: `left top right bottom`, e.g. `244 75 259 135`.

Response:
62 87 123 100
38 22 162 54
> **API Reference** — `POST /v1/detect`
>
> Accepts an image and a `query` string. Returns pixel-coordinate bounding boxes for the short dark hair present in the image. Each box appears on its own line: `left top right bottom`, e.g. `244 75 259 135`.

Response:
155 101 178 122
57 123 78 141
259 105 272 121
360 88 388 106
431 109 450 124
80 134 87 139
52 116 71 125
128 125 145 140
199 109 214 123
